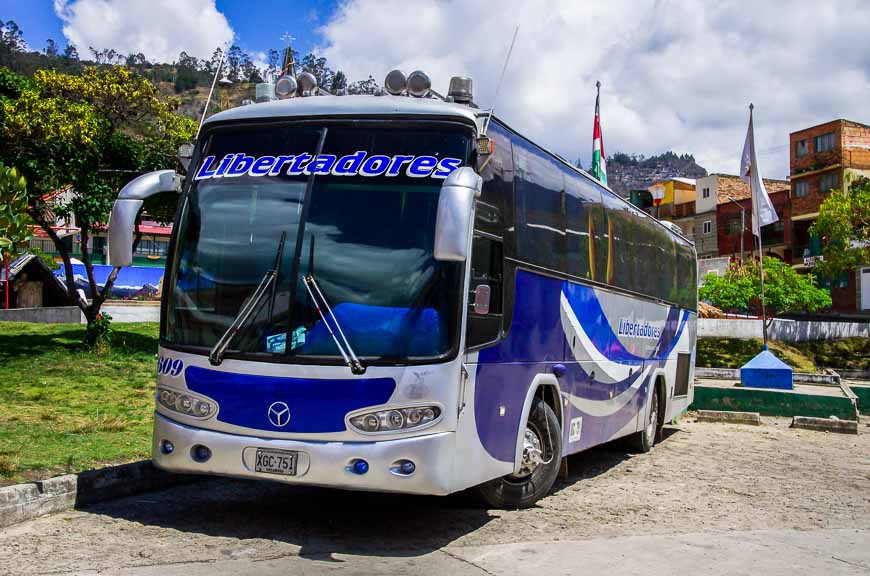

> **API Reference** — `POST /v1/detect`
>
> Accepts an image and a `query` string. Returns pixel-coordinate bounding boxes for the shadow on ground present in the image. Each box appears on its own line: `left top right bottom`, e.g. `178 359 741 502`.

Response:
83 427 681 560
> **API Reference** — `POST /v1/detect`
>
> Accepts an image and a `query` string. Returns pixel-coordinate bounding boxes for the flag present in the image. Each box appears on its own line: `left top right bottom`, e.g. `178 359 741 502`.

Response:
591 83 607 185
740 105 778 237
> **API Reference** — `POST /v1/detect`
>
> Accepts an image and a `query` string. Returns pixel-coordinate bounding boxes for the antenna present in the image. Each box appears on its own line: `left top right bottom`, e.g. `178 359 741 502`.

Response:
196 44 228 140
482 25 519 136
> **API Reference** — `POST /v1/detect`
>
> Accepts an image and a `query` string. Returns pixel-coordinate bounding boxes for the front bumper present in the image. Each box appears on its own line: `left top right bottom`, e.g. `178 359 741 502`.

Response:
152 412 457 495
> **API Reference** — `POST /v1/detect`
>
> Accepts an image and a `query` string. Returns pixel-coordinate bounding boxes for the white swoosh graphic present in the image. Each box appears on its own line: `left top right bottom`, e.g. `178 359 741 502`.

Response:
560 292 635 383
561 365 650 418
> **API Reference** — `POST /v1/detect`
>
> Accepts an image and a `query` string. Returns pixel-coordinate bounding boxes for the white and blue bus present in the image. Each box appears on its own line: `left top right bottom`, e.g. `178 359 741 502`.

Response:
109 72 697 509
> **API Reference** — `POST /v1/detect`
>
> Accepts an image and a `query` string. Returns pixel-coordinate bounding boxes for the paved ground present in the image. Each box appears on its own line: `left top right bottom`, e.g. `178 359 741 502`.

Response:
1 417 868 575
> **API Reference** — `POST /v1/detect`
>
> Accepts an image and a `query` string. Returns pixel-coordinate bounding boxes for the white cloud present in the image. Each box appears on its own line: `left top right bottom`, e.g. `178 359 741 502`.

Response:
53 0 233 63
319 0 870 179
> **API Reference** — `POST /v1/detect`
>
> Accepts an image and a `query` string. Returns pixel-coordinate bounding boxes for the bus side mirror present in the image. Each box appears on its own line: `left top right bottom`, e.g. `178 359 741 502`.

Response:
108 170 181 267
434 167 481 262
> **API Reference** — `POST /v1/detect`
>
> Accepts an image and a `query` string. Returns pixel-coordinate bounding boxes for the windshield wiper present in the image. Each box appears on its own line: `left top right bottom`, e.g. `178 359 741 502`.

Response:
209 231 287 366
302 274 365 375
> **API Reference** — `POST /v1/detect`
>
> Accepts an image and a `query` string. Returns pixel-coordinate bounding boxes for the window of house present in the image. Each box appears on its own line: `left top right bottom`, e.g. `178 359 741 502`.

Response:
702 187 710 199
702 220 711 235
795 139 808 157
819 172 839 193
795 180 809 198
814 132 836 153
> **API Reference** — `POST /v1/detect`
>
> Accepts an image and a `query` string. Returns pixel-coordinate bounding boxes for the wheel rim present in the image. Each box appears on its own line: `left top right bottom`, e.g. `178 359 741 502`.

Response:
506 424 545 482
647 392 658 440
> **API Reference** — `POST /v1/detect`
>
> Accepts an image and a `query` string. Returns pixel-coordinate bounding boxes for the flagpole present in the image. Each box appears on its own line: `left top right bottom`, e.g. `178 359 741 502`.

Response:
748 103 769 349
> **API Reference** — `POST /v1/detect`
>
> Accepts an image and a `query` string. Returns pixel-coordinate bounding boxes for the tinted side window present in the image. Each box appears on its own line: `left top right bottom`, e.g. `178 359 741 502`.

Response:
633 217 659 297
477 122 513 237
513 137 566 271
602 193 646 293
675 240 697 310
466 234 504 349
564 170 601 280
658 236 678 303
590 201 609 284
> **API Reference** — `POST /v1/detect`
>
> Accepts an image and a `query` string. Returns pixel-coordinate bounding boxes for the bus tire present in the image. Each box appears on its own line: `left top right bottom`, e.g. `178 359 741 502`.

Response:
628 383 660 453
475 397 562 510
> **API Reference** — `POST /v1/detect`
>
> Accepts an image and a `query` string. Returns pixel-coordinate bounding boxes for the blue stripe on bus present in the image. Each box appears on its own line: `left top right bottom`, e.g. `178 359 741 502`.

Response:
473 270 688 462
185 366 395 433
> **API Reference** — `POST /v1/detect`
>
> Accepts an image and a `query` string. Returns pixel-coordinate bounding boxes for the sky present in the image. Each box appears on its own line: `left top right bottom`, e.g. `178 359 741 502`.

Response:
2 0 870 179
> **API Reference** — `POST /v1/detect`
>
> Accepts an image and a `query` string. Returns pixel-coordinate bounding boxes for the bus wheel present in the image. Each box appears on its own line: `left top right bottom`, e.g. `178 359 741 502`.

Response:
628 384 660 453
475 397 562 510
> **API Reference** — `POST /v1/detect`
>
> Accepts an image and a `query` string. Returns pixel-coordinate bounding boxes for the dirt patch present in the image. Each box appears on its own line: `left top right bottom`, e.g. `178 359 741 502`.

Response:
0 416 867 574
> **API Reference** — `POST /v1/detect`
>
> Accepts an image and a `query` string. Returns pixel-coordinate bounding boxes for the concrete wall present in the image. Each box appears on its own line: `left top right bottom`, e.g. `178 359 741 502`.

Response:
102 303 160 323
699 317 869 342
0 306 83 324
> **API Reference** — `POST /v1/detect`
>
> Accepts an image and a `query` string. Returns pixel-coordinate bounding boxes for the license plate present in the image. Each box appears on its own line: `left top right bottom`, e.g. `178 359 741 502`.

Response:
254 448 297 476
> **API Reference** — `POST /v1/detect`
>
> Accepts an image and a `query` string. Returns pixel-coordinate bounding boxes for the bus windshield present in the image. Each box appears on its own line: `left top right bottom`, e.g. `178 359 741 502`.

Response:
163 122 471 364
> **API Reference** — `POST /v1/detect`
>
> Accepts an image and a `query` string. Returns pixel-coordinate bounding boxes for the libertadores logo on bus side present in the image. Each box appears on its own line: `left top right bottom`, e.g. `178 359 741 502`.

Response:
616 318 662 340
194 151 462 181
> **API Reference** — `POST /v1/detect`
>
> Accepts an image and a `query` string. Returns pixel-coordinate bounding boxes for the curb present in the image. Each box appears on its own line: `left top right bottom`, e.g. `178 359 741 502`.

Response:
695 410 762 425
695 367 840 385
0 460 200 529
790 416 859 435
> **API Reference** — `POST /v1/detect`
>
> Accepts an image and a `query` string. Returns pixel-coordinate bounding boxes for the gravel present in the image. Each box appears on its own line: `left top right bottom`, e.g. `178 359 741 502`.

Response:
0 416 867 575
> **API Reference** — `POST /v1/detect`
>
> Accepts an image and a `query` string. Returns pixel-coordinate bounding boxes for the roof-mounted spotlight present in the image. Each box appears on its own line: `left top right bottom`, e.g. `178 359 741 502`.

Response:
407 70 431 98
448 76 474 104
275 75 297 99
297 72 318 96
384 69 407 95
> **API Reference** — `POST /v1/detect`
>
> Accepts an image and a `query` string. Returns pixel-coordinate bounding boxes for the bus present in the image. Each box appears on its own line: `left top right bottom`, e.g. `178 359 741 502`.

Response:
108 72 697 509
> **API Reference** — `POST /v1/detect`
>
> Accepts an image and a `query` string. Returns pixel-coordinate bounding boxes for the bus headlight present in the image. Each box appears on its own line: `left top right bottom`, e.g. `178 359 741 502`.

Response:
349 406 441 433
157 387 215 419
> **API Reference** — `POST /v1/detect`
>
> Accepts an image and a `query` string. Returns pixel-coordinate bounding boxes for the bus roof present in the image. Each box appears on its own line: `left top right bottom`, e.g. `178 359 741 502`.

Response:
202 94 693 248
202 94 480 126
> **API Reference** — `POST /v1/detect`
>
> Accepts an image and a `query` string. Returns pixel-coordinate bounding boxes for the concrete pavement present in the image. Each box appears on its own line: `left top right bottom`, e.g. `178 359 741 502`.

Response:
93 529 870 575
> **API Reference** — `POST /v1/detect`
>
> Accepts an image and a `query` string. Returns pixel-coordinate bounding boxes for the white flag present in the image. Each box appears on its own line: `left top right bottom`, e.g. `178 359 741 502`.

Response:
740 106 778 237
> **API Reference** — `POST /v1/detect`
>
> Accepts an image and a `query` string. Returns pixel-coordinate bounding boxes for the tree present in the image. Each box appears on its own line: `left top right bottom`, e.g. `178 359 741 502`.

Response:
44 39 59 58
301 53 334 90
331 70 348 92
347 75 380 95
0 20 26 53
0 165 32 256
809 175 870 279
226 45 243 82
0 20 27 68
0 66 196 341
63 43 79 61
699 257 831 326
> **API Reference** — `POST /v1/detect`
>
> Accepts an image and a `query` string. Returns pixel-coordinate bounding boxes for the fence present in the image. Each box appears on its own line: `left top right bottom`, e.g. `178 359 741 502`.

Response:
698 317 869 342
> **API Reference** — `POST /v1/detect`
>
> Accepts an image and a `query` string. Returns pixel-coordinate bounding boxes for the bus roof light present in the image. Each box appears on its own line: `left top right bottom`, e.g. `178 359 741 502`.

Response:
275 75 297 99
407 70 431 97
296 72 318 96
448 76 473 104
384 69 407 95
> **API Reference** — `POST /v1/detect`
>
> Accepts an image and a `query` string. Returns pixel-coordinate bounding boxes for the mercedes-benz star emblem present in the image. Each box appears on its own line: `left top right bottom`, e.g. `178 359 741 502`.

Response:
267 401 291 427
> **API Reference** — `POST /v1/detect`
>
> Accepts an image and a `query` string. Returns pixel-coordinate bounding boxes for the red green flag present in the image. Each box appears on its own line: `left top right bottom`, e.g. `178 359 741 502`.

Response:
591 83 607 185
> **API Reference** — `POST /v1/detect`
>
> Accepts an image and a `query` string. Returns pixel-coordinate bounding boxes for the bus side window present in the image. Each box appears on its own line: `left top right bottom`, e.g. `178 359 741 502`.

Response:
564 171 600 279
466 234 504 350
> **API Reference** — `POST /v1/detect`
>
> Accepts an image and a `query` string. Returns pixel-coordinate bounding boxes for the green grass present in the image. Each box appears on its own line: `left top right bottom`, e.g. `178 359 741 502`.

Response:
697 338 818 373
0 322 158 485
790 338 870 371
698 337 870 372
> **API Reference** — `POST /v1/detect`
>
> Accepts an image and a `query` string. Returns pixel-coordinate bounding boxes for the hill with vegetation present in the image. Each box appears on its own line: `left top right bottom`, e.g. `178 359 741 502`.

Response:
607 151 707 196
0 18 380 122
